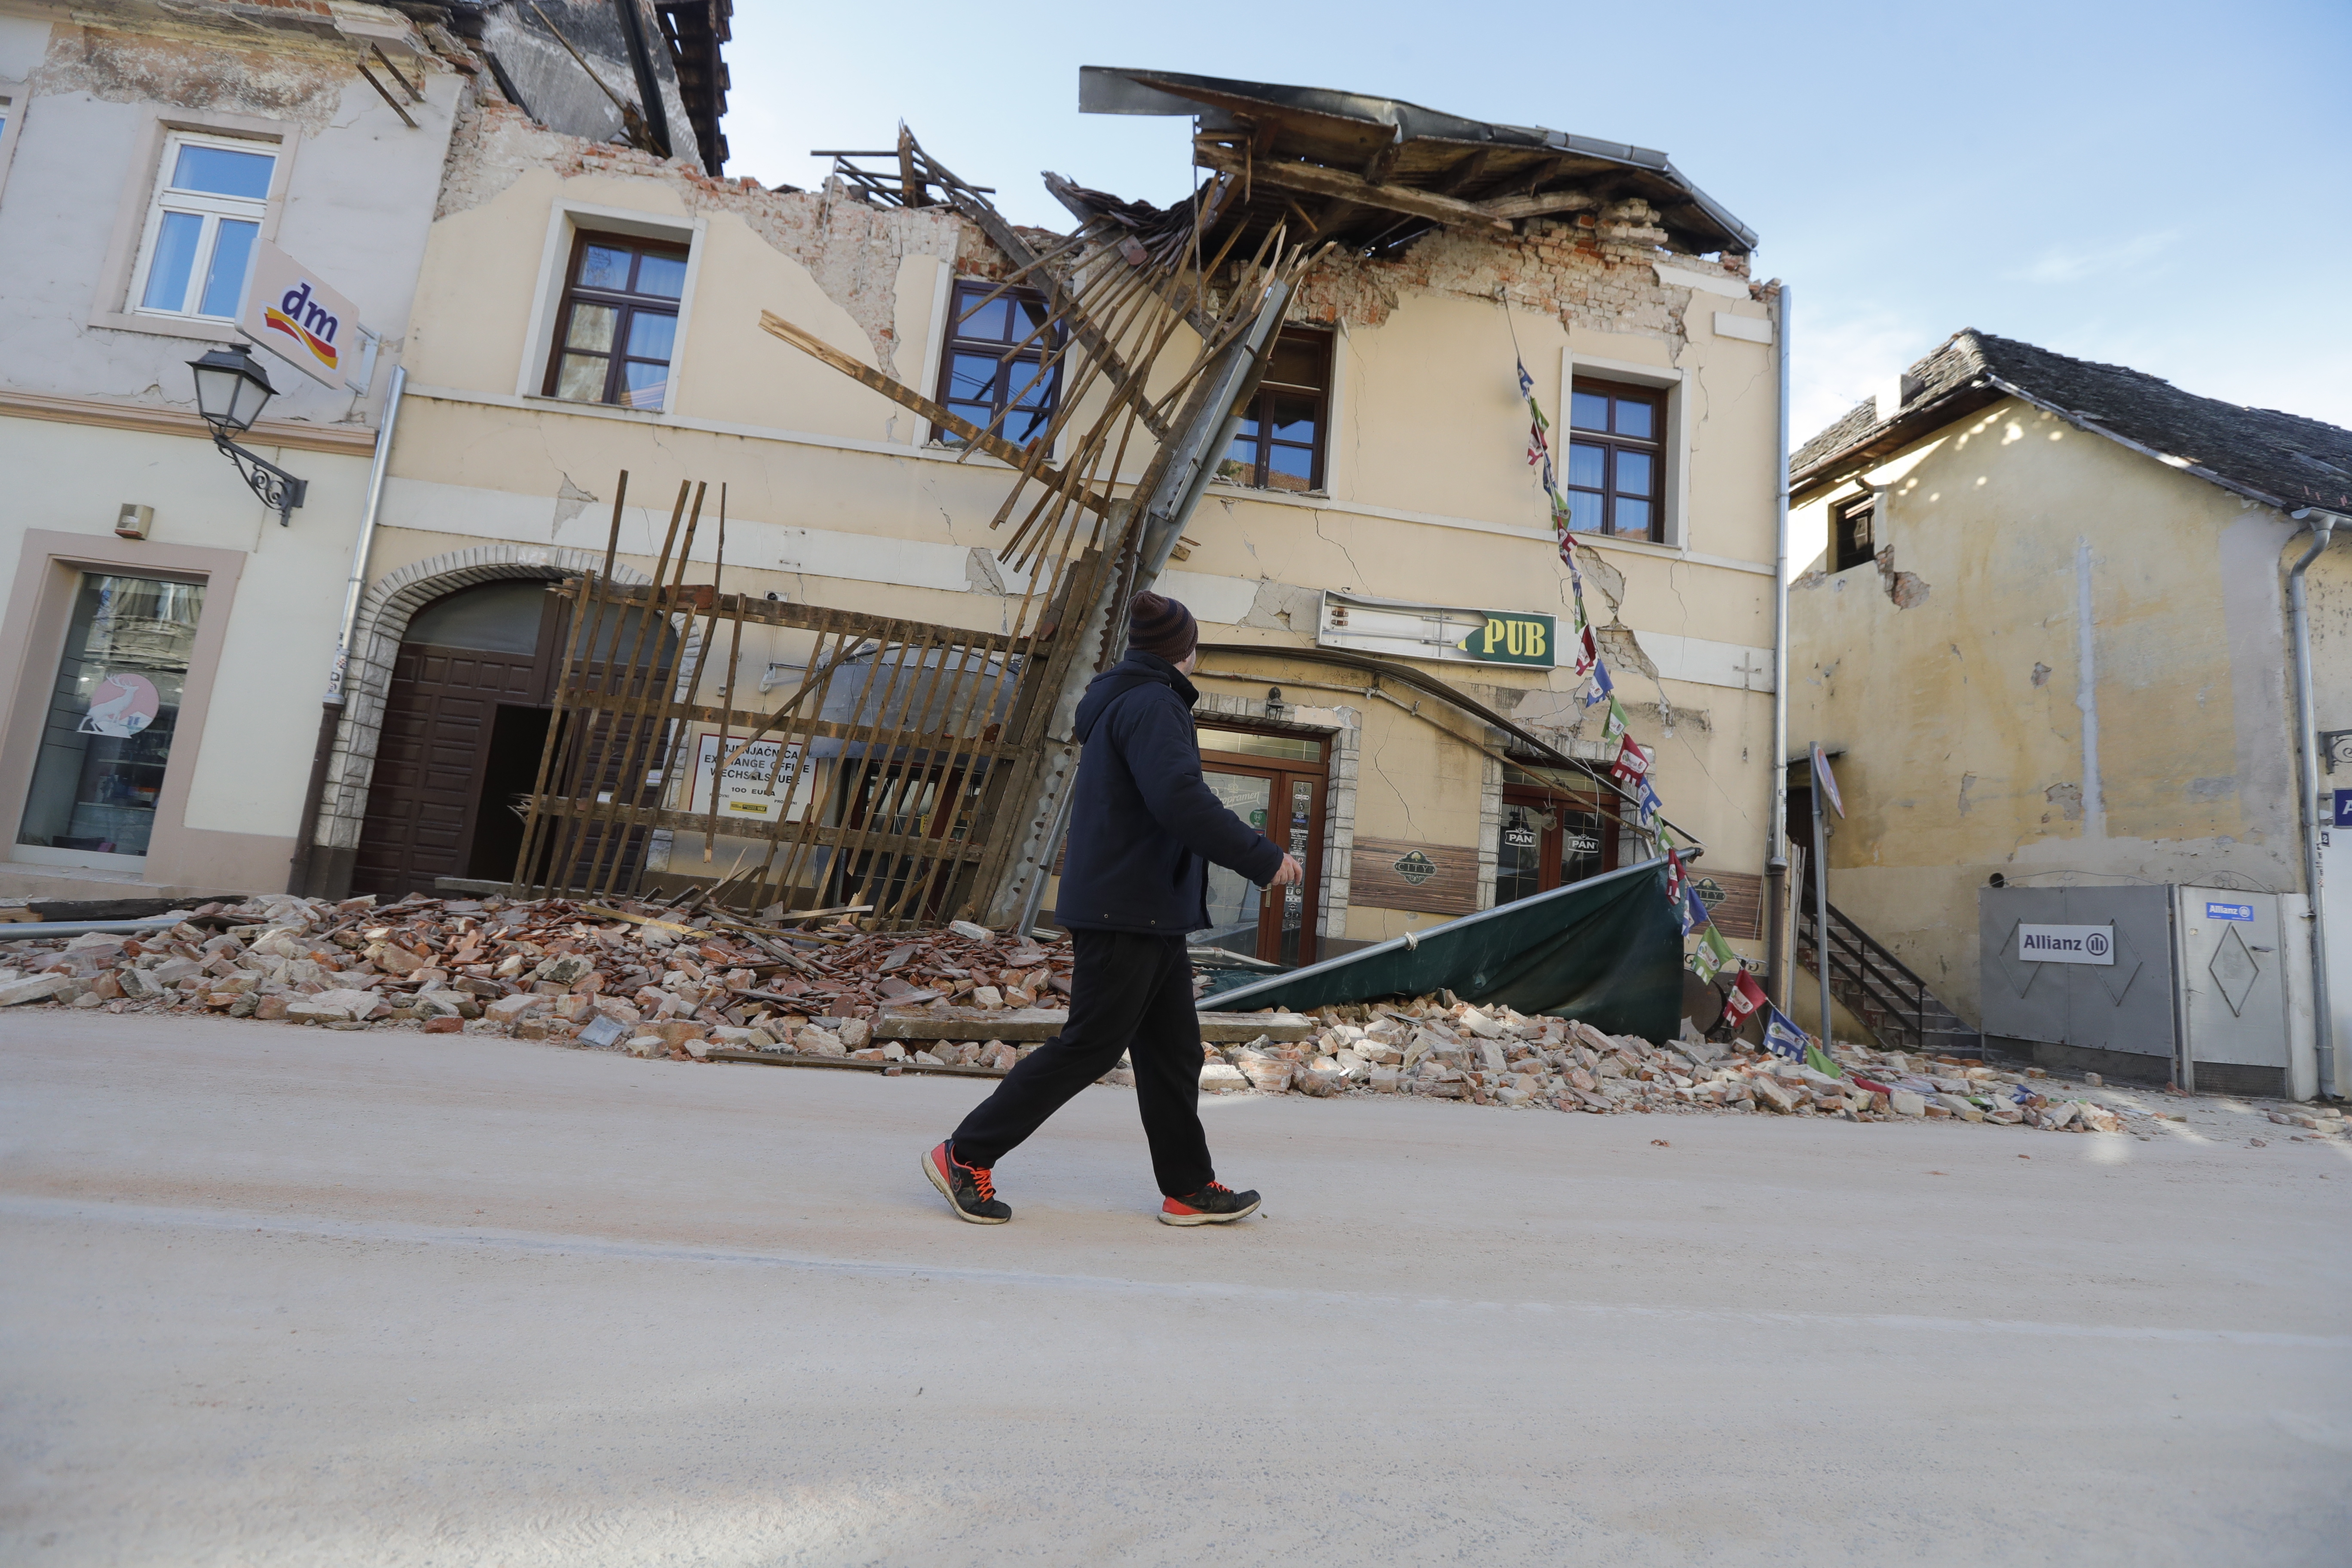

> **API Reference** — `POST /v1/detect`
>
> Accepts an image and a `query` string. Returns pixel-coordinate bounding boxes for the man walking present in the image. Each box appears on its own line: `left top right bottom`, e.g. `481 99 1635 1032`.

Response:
925 592 1302 1226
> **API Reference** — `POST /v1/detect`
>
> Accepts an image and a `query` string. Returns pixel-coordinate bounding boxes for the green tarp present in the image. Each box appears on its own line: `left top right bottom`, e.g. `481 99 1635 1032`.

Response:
1199 858 1683 1041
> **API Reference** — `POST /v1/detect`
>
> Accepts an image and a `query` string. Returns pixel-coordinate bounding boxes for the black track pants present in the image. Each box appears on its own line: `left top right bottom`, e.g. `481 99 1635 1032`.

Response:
948 928 1212 1197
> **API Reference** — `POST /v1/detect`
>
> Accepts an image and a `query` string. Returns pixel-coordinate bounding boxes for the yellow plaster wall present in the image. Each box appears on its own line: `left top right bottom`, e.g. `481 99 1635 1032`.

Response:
383 156 1782 939
1790 398 2305 1023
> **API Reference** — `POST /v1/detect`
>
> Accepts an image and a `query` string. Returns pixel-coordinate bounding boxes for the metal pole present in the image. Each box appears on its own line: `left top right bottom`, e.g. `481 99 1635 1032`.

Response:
1766 282 1792 1004
1812 749 1831 1047
288 363 405 894
2288 508 2343 1099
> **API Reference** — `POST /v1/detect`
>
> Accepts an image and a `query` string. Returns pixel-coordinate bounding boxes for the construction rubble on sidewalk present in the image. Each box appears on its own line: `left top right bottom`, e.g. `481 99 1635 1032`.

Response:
3 893 2342 1142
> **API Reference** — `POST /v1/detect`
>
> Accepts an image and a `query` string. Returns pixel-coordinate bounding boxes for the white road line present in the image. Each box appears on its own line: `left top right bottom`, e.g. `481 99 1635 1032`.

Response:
7 1194 2344 1350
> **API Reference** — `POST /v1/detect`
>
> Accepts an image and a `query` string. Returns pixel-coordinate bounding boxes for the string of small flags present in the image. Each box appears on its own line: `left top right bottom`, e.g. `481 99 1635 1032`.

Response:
1514 356 1828 1070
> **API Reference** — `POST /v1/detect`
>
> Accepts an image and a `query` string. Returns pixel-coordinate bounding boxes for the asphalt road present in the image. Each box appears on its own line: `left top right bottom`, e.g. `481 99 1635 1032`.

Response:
1 1011 2346 1565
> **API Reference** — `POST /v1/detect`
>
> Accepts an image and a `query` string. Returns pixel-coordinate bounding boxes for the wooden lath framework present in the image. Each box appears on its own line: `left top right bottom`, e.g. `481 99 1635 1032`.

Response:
508 471 1112 926
774 128 1322 598
510 129 1325 925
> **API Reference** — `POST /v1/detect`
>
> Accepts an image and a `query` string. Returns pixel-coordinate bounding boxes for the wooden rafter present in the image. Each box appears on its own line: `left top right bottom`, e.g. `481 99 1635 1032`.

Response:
1193 141 1510 233
757 312 1117 517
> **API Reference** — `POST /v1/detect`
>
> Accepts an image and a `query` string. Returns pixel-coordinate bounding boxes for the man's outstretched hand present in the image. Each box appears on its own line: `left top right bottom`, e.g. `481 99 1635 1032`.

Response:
1270 852 1304 888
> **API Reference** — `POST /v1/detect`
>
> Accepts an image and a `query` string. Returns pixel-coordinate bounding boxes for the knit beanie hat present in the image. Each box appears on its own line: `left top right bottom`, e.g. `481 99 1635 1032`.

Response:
1125 591 1198 663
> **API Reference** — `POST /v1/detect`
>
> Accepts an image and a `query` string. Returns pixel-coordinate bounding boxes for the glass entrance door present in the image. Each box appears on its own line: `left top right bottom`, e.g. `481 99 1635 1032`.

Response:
1194 724 1328 966
1195 771 1272 956
16 572 204 867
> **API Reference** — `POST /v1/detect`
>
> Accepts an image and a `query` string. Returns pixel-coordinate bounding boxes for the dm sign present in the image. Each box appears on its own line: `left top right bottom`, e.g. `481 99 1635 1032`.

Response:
238 241 358 389
1454 611 1555 667
2018 922 2114 965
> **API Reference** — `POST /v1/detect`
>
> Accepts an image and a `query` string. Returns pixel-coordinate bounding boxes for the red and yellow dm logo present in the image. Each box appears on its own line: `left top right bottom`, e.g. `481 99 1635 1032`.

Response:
263 281 339 371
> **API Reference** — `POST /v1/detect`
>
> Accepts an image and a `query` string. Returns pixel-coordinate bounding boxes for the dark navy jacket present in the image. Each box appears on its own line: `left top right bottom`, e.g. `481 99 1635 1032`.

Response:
1055 652 1284 935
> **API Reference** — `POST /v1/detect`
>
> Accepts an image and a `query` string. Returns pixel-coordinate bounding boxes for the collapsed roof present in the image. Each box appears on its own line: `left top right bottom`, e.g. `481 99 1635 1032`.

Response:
1791 329 2352 516
393 0 729 175
1077 66 1756 261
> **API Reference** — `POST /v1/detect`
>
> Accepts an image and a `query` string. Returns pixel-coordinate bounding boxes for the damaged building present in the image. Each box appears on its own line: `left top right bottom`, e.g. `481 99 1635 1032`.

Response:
1788 329 2352 1099
297 59 1785 979
0 0 722 896
0 12 1788 997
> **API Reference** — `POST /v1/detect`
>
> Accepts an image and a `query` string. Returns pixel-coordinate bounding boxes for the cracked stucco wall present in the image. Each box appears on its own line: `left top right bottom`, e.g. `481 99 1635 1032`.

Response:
433 97 1004 376
1789 397 2324 1026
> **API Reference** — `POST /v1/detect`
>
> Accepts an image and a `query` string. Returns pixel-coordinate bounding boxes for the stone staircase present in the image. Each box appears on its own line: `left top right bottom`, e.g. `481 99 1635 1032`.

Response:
1795 898 1979 1057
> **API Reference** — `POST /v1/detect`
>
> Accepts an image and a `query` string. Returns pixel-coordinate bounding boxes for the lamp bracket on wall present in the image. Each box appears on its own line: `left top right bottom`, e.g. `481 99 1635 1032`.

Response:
207 428 308 526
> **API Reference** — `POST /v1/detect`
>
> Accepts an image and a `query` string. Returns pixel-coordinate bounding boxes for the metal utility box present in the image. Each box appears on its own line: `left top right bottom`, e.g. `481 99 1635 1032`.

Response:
1979 884 2292 1097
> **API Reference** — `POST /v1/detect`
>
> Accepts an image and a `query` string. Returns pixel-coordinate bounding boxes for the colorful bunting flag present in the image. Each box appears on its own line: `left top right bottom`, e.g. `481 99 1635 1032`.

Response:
1609 734 1652 784
1721 972 1764 1024
1763 1003 1809 1061
1732 969 1769 1020
1601 695 1629 744
1681 883 1712 936
1697 923 1737 976
1805 1041 1845 1078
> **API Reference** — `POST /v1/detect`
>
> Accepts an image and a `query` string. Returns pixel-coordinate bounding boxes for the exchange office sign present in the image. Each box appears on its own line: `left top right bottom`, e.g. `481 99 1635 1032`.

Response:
2018 923 2114 965
1319 591 1556 670
690 734 803 822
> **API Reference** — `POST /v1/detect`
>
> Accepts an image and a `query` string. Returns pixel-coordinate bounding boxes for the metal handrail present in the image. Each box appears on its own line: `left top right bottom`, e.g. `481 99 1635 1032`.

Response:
1796 898 1970 1052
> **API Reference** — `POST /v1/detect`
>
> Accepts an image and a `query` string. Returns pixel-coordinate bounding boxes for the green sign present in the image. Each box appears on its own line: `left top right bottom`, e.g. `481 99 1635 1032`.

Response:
1455 611 1556 667
1392 850 1437 885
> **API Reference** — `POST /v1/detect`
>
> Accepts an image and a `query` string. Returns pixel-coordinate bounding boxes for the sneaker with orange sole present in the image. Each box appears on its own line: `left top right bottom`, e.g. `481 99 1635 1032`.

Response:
924 1141 1011 1224
1159 1181 1259 1226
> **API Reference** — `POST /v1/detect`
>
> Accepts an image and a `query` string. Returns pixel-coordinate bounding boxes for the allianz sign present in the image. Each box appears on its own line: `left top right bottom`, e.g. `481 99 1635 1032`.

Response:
2017 923 2116 965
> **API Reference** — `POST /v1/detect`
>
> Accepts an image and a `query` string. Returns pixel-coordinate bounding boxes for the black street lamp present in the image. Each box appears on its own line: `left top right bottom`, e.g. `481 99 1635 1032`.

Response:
188 343 307 525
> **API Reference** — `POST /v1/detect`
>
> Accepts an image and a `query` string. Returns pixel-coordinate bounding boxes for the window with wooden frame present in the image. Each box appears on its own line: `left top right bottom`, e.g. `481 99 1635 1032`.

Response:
933 279 1060 447
1563 378 1664 540
131 132 277 322
1833 493 1877 573
1219 329 1331 493
543 232 689 410
1494 766 1620 908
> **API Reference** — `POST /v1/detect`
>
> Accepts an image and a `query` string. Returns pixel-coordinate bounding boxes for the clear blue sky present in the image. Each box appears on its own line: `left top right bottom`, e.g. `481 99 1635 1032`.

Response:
722 0 2351 447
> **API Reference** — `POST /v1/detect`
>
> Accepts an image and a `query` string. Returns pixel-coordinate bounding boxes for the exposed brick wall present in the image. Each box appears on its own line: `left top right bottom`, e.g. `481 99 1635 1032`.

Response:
1287 198 1758 345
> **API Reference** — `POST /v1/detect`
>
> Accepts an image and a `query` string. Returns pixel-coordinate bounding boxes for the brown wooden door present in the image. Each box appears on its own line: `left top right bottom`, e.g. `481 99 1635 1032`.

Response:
352 643 551 896
352 582 574 898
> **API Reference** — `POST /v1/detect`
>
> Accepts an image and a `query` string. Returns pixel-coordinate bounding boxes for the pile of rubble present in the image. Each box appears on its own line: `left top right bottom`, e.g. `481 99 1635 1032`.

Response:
0 891 1072 1064
1205 995 2346 1138
2 896 2340 1140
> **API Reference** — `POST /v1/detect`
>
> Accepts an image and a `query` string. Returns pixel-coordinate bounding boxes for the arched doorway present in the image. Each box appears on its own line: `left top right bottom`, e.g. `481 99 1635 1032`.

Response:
350 580 568 897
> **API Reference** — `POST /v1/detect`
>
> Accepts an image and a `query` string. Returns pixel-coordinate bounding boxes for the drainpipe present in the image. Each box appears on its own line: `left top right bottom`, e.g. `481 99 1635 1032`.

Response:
287 364 405 896
1766 282 1792 1003
2289 506 2344 1099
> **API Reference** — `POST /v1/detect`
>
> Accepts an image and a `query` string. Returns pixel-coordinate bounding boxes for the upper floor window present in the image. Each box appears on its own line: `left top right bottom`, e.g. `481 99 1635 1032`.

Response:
1833 493 1877 572
132 134 276 322
544 232 688 410
1220 329 1331 493
934 279 1059 447
1564 378 1663 540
